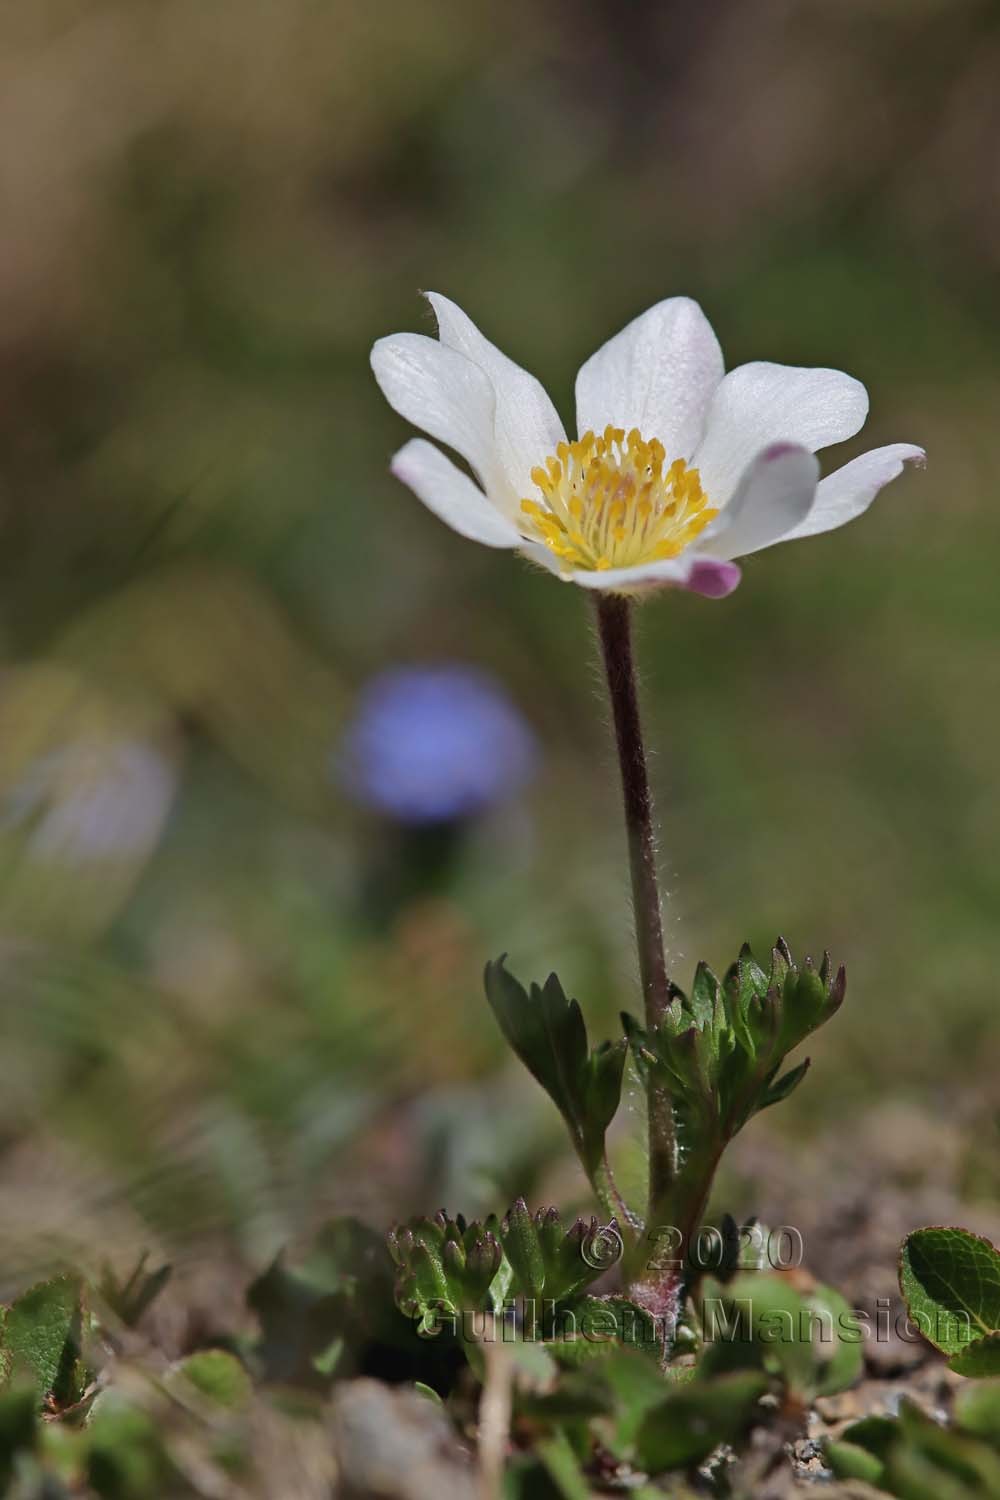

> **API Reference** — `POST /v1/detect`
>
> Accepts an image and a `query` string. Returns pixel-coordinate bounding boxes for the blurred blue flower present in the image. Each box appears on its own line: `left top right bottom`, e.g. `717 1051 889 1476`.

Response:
338 665 537 825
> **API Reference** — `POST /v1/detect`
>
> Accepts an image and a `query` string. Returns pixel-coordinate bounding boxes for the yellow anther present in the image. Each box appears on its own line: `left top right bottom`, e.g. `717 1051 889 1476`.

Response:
518 428 716 576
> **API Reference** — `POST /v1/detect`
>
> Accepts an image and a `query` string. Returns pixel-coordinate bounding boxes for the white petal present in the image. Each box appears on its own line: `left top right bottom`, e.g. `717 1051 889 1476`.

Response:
425 292 566 498
700 444 820 559
693 362 869 505
785 443 926 540
569 564 689 591
569 557 742 596
519 542 723 595
575 297 724 459
516 540 571 578
371 333 506 501
390 439 522 549
567 557 693 590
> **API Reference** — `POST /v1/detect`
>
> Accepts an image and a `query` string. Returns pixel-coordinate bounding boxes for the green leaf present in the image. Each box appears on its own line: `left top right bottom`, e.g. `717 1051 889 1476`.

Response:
503 1455 573 1499
484 958 625 1175
634 1370 769 1472
536 1429 592 1499
499 1198 547 1303
838 1414 899 1460
484 961 584 1124
952 1336 1000 1378
2 1276 86 1408
825 1410 898 1484
624 941 844 1199
808 1282 865 1397
516 1370 615 1422
899 1227 1000 1356
548 1297 663 1366
757 1058 811 1111
388 1211 507 1326
87 1394 172 1500
595 1347 679 1457
499 1203 621 1306
387 1220 453 1326
581 1041 629 1172
699 1273 860 1400
167 1350 252 1409
887 1398 1000 1497
955 1379 1000 1444
0 1385 37 1491
825 1439 886 1485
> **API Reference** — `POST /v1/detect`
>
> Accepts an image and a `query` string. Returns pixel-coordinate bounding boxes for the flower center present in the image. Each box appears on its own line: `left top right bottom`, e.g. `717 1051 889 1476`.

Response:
519 426 717 573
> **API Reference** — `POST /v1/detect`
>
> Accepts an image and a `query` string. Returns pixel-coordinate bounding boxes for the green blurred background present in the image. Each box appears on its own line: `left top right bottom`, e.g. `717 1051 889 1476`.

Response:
2 0 999 1297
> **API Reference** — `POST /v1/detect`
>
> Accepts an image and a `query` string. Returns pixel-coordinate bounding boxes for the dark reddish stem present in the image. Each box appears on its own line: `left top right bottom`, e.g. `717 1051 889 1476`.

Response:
594 594 677 1221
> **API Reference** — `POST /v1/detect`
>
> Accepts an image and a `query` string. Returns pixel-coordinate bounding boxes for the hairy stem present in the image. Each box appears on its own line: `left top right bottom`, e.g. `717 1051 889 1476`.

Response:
591 1153 641 1240
594 594 676 1218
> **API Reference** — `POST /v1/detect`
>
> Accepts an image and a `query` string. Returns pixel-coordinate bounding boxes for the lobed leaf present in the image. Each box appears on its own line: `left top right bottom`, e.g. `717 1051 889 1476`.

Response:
484 958 625 1175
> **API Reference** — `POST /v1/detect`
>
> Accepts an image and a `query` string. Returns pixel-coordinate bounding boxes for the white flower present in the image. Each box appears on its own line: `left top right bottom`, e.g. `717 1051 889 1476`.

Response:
371 294 924 597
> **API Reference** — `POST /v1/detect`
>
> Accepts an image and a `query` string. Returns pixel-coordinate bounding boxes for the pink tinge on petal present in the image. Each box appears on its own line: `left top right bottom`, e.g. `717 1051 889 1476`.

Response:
683 559 742 599
759 441 801 462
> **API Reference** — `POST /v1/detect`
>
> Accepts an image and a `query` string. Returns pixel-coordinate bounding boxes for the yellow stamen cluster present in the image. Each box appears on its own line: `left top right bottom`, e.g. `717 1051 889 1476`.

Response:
519 426 717 574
